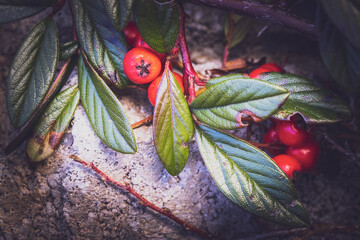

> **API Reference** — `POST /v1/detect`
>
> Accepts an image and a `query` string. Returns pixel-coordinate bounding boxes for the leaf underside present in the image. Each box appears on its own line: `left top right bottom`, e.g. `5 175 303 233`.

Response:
78 54 137 154
73 0 129 89
191 75 289 129
196 124 310 227
153 70 194 176
6 17 59 129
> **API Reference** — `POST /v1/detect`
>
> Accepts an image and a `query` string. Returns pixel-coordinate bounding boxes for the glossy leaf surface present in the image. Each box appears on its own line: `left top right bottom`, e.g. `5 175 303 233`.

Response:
26 85 79 162
73 0 129 89
103 0 134 31
319 0 360 49
153 70 194 176
6 17 59 128
191 75 289 129
133 0 179 54
195 124 310 227
258 73 352 123
60 41 79 61
316 6 360 92
78 55 136 154
0 0 56 23
5 56 78 155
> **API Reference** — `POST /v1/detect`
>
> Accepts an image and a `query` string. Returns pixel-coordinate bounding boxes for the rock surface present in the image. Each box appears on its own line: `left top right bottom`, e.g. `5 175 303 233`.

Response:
1 3 360 240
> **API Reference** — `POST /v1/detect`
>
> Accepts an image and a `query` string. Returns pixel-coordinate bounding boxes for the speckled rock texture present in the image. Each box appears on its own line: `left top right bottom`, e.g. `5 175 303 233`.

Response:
1 3 360 240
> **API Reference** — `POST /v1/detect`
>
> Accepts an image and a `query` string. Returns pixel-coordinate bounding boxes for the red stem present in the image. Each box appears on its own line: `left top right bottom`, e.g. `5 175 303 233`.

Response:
70 155 213 239
177 5 206 103
49 0 66 17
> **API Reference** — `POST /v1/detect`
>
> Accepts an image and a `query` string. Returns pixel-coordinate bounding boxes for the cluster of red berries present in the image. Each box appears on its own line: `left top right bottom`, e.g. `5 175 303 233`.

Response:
123 22 184 106
249 63 320 180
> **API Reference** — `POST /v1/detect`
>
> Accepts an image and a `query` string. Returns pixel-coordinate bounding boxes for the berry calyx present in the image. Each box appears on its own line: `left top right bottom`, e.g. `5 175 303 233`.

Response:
286 139 320 171
273 154 302 179
148 72 184 106
124 21 140 48
276 120 309 147
123 47 162 84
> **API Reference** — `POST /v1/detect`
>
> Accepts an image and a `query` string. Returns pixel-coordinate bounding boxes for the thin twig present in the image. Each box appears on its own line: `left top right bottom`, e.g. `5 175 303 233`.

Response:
185 0 316 38
49 0 66 18
69 154 214 239
131 115 153 129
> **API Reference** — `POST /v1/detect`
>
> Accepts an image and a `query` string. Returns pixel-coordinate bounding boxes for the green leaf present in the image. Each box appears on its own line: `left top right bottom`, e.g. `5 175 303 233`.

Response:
73 0 129 89
102 0 134 31
0 0 56 23
316 5 360 92
26 85 80 162
153 70 194 176
195 124 310 227
6 17 59 129
60 41 79 61
257 72 352 123
133 0 179 54
4 55 78 155
190 74 289 129
78 54 137 154
224 14 253 49
319 0 360 49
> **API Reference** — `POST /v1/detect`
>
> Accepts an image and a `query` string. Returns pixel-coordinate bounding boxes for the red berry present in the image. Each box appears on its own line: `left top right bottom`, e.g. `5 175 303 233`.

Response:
263 125 283 156
286 139 320 171
249 63 282 78
259 63 282 72
276 120 310 147
123 47 162 84
273 154 302 179
148 72 184 106
134 35 166 62
124 21 140 48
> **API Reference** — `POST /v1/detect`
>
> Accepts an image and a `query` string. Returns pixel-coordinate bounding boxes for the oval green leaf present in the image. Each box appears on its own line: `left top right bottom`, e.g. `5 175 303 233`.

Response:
6 17 59 129
26 85 80 162
0 0 56 23
5 56 78 155
60 41 79 61
78 54 137 154
316 5 360 93
133 0 179 54
257 72 352 123
319 0 360 49
153 70 194 176
72 0 129 89
102 0 134 31
190 75 289 129
195 124 310 227
224 14 253 49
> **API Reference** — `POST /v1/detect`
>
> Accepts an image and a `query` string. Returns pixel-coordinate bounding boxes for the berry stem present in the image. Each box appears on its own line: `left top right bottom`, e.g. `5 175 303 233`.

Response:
70 154 213 240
